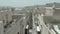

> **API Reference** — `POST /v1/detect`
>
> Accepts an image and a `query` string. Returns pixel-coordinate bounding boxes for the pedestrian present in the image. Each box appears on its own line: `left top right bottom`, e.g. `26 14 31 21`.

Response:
17 32 19 34
25 25 29 34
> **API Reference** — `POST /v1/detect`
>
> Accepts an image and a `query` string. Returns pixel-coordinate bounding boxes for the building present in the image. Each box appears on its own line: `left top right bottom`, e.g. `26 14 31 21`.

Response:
45 3 60 19
0 10 13 26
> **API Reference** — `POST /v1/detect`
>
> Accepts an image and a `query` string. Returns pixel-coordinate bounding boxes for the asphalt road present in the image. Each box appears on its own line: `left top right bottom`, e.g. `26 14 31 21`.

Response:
32 15 38 34
5 16 24 34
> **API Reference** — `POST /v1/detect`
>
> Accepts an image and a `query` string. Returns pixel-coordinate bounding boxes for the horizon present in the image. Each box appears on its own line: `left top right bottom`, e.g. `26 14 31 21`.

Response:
0 0 60 7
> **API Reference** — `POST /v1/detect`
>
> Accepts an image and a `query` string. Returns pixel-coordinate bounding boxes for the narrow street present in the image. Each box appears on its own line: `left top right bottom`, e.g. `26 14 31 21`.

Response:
5 17 24 34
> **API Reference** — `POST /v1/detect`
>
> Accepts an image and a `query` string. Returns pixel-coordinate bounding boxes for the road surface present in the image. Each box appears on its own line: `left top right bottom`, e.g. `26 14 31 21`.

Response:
5 16 24 34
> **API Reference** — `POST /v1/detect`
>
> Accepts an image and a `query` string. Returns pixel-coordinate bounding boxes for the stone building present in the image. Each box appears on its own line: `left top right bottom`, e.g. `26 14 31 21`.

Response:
45 3 60 19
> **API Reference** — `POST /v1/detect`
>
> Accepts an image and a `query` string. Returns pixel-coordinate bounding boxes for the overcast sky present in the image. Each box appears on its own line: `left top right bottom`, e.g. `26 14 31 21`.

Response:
0 0 60 7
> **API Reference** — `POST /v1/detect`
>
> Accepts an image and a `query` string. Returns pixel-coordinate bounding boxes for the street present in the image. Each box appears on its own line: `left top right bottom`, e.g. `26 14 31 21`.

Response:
5 16 24 34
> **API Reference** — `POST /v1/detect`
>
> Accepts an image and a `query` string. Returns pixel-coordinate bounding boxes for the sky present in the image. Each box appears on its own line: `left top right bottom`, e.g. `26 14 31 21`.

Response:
0 0 60 7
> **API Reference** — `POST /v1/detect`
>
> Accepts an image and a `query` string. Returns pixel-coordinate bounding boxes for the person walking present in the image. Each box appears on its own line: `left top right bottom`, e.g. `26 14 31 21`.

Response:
17 32 19 34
